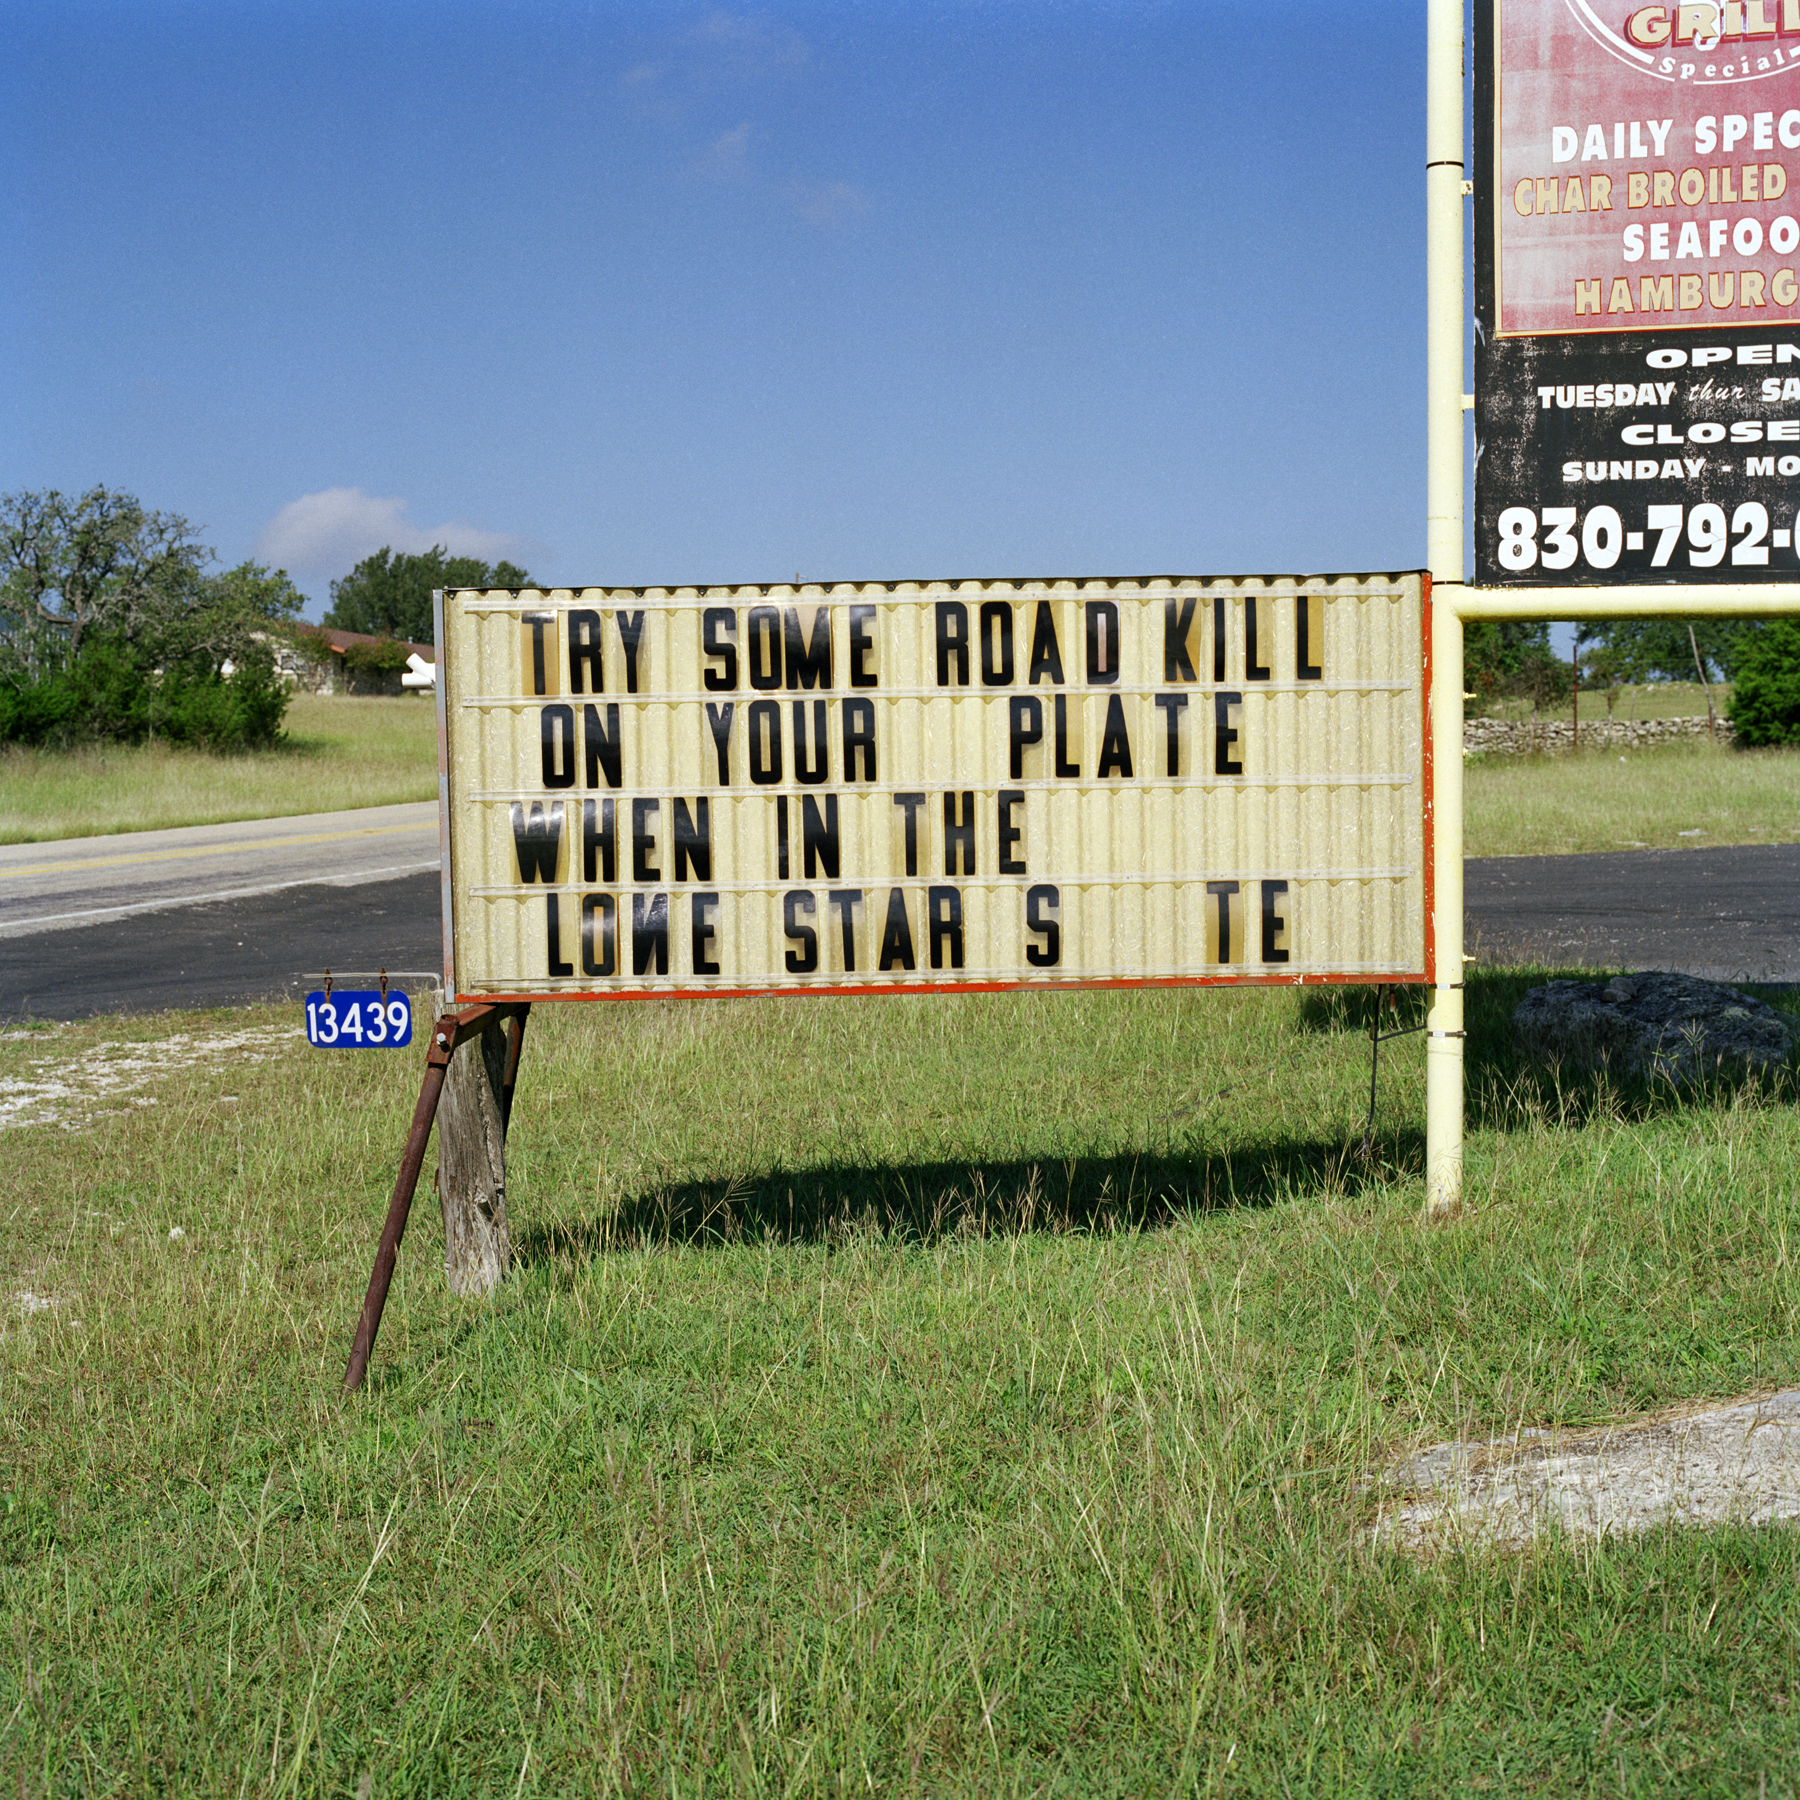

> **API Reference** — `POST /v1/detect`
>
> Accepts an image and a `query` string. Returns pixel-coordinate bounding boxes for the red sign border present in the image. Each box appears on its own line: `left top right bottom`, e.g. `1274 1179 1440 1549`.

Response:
435 577 1434 1005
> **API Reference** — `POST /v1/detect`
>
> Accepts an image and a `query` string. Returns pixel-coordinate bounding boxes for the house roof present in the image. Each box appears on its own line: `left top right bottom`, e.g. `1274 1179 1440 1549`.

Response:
296 626 435 663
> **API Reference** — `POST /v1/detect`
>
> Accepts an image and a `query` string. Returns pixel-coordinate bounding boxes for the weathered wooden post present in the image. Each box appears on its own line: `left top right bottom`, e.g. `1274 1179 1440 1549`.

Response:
436 1010 524 1294
342 1001 526 1391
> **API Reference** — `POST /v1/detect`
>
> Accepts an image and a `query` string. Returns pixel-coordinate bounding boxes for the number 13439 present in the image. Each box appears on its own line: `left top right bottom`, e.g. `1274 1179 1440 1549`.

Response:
304 991 414 1048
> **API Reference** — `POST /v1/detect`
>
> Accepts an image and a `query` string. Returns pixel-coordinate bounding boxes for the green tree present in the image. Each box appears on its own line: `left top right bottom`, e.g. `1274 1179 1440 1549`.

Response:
1577 638 1630 717
342 637 412 678
0 488 304 749
323 546 534 643
0 486 210 676
1583 617 1759 684
1726 619 1800 746
174 560 306 674
1463 620 1555 713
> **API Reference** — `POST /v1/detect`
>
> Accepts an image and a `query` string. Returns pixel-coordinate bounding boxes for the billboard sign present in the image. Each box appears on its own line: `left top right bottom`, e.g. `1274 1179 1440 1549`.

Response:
1475 0 1800 582
434 577 1430 1000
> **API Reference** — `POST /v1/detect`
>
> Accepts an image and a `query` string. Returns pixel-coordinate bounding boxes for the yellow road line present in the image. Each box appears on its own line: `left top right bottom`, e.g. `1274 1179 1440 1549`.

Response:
0 820 437 880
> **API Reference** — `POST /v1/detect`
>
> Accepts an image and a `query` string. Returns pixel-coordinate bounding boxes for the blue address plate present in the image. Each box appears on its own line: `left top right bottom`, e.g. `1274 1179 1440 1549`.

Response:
305 990 414 1048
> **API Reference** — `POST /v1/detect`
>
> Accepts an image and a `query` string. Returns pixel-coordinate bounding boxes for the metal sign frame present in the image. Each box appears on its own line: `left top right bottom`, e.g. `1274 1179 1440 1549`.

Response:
1427 0 1800 1216
345 574 1437 1390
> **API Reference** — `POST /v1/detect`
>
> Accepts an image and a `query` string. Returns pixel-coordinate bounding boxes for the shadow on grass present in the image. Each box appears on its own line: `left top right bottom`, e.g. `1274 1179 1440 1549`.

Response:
513 969 1795 1266
1295 967 1799 1135
514 1127 1428 1263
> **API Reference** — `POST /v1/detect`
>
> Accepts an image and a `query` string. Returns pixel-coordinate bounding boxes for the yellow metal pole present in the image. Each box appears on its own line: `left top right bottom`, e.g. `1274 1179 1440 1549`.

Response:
1426 0 1466 1215
1458 585 1800 620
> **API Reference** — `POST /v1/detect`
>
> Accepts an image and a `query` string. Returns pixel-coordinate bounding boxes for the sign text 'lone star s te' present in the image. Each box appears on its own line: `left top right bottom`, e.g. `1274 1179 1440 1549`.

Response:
434 575 1432 1002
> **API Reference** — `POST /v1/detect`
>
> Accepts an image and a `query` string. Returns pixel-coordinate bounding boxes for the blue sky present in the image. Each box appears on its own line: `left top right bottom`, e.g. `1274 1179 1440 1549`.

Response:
2 2 1432 617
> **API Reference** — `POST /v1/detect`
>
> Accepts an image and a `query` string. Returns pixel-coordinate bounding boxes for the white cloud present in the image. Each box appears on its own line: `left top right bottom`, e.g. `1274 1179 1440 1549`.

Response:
622 13 860 226
622 11 808 110
254 488 522 582
682 11 808 75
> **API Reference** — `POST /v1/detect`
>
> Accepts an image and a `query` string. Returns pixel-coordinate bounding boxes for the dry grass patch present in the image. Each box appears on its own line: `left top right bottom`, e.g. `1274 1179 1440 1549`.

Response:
0 694 437 843
1465 736 1800 857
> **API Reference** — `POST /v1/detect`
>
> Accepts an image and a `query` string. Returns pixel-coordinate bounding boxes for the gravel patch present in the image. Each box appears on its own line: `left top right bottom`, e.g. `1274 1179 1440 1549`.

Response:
1370 1390 1800 1552
0 1025 296 1132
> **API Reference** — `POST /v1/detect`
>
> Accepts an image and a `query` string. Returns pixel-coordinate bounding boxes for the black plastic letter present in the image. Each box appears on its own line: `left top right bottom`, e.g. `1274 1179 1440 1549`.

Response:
848 604 878 687
998 790 1025 874
581 797 615 884
935 601 969 686
784 889 819 973
546 892 574 977
1025 884 1060 966
1260 879 1290 963
1153 693 1187 777
615 610 647 692
630 892 669 975
1008 695 1043 778
568 609 604 694
580 892 617 977
631 798 660 883
511 801 564 883
541 704 576 788
1164 596 1198 682
1214 691 1243 776
583 702 623 789
702 607 738 691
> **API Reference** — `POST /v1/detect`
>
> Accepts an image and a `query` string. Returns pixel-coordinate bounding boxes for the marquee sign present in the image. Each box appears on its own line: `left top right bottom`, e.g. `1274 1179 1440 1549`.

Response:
433 575 1430 999
1475 0 1800 583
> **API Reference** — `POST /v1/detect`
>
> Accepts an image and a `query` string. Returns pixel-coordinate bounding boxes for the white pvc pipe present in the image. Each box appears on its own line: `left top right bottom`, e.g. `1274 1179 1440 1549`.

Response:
1425 0 1467 1215
1458 585 1800 621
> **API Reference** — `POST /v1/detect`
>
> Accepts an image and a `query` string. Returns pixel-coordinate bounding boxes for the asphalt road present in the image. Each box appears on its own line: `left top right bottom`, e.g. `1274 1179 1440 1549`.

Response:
1 807 1795 1020
0 801 437 935
0 804 442 1021
1464 842 1800 985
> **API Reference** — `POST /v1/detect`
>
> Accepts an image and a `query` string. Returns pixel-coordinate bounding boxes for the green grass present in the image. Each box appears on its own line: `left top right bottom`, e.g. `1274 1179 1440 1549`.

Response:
1481 680 1727 724
0 694 438 844
4 977 1799 1794
1464 737 1800 858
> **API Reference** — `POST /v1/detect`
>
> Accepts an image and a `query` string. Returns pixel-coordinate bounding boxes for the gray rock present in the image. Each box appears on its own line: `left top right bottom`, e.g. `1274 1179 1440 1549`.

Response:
1511 971 1797 1086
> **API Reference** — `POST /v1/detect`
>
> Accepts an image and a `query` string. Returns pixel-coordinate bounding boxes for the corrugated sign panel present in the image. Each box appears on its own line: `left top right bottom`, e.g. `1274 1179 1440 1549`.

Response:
438 575 1430 999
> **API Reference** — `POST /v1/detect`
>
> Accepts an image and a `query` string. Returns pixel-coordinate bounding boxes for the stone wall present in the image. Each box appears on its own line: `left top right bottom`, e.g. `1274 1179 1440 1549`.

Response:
1463 714 1733 756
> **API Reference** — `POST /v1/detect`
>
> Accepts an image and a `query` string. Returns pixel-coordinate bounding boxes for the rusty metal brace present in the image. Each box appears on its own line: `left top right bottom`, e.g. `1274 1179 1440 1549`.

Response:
342 1000 531 1393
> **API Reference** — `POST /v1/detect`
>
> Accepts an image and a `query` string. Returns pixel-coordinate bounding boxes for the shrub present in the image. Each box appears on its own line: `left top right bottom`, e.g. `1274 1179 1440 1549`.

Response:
0 637 287 751
0 638 153 747
153 649 289 751
342 637 411 679
1726 619 1800 747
